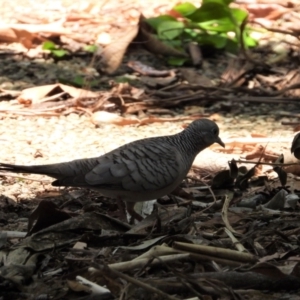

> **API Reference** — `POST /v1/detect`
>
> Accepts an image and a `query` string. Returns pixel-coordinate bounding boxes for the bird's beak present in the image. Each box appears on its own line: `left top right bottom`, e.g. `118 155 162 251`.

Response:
216 137 225 148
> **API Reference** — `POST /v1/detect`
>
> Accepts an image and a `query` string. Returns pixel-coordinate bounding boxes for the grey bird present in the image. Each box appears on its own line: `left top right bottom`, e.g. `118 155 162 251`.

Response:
0 119 224 221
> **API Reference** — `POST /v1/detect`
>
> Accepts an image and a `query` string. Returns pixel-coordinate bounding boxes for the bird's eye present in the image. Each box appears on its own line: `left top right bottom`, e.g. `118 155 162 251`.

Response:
212 128 218 135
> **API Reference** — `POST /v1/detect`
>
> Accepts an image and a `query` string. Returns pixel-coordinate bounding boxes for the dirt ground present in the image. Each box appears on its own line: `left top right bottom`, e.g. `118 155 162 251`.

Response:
1 0 300 299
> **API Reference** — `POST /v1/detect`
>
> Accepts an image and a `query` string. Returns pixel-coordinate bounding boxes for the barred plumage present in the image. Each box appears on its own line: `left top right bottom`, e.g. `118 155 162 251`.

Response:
0 119 224 221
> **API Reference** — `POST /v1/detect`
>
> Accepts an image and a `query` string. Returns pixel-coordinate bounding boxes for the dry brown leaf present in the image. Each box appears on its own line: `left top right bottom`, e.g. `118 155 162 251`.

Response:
0 27 35 49
137 14 188 58
284 165 300 176
59 84 99 98
0 22 89 46
221 59 252 87
0 23 72 35
139 26 187 57
127 61 171 76
0 89 21 98
283 72 300 97
18 84 99 105
122 102 150 114
98 25 139 74
140 75 177 88
18 85 60 105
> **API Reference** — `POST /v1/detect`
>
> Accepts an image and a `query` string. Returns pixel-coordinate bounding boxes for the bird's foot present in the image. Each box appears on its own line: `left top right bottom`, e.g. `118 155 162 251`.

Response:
126 201 143 223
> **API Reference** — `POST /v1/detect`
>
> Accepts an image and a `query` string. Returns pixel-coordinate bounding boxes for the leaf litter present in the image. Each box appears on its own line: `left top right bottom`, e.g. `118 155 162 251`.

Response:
1 0 300 299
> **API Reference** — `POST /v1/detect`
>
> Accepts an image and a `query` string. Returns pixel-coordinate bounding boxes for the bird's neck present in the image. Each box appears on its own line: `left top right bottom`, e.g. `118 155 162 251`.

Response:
173 131 207 157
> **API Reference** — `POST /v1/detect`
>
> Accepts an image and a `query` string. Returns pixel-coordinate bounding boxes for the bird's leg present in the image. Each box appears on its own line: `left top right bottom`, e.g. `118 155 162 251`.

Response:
126 201 143 222
116 197 128 222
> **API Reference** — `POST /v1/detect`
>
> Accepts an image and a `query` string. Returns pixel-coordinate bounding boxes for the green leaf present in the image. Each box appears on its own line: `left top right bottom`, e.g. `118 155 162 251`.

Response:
157 21 184 40
84 44 98 53
231 8 248 24
146 0 255 54
243 31 257 47
72 76 85 86
146 15 176 31
197 34 227 48
198 19 236 32
42 40 56 50
167 57 188 66
173 2 197 16
183 28 200 39
51 49 68 57
115 75 139 84
189 3 231 23
42 40 68 57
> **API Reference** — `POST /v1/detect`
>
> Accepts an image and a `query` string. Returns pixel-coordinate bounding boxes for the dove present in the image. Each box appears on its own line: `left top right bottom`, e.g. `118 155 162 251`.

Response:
0 118 224 221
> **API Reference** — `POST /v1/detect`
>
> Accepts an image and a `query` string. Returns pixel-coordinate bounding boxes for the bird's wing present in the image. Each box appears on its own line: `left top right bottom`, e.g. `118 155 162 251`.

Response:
84 140 181 192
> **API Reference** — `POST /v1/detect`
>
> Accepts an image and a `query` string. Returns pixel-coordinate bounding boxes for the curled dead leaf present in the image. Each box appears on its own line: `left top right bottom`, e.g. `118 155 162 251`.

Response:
140 75 177 88
17 84 98 105
262 189 287 210
0 27 35 49
139 26 188 57
137 15 188 58
127 61 171 76
96 25 139 74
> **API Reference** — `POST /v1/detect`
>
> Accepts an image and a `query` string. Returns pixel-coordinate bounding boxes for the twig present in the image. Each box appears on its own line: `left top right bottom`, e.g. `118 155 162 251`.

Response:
110 268 181 300
222 193 241 237
192 181 217 216
235 160 299 167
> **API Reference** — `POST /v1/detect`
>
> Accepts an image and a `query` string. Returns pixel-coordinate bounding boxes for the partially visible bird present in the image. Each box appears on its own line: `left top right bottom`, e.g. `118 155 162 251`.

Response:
0 118 224 221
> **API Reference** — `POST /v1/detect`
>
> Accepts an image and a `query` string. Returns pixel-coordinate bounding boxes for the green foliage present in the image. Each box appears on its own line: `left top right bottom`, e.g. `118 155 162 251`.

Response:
146 15 177 31
43 42 98 59
115 75 139 84
157 21 185 40
166 57 188 66
70 76 86 87
83 44 98 53
146 0 257 65
42 41 69 58
173 2 197 16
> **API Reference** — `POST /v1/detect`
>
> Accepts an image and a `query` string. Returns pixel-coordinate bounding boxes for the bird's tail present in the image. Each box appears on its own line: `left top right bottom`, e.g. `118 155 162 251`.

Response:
0 162 61 178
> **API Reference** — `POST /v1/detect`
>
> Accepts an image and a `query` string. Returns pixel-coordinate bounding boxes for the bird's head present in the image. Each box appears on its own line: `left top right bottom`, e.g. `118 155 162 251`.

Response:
184 119 225 151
